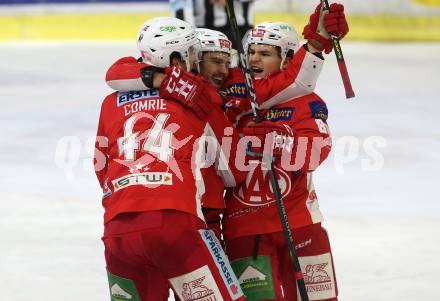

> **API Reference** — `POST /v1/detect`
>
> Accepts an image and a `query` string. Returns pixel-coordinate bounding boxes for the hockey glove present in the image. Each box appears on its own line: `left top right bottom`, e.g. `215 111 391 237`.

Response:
303 2 349 54
242 121 295 159
159 66 214 121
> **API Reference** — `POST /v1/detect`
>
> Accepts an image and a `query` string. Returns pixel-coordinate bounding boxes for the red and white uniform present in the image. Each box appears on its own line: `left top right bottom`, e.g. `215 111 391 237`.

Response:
95 86 246 301
223 93 338 301
95 87 246 224
223 93 331 240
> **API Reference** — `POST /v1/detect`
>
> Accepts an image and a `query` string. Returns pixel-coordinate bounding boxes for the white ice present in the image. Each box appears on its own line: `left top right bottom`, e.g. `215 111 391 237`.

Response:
0 41 439 300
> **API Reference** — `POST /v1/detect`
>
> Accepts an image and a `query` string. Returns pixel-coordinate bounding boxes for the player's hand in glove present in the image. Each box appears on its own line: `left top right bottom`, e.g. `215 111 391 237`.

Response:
242 121 295 159
303 2 349 54
159 66 214 121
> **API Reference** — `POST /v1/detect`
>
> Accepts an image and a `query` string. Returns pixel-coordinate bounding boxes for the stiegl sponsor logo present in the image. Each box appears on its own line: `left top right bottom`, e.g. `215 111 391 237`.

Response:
112 172 172 191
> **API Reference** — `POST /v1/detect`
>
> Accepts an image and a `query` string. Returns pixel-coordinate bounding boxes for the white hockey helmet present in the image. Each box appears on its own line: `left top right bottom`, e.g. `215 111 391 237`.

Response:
244 21 300 67
195 28 232 57
137 17 199 70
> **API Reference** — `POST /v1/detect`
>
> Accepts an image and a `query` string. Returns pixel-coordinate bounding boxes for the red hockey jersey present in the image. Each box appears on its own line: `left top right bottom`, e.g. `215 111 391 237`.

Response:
222 93 332 241
94 87 245 224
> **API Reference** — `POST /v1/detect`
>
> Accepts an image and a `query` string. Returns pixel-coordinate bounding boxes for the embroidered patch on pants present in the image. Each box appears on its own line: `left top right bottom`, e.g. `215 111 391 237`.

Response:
107 269 141 301
169 265 224 301
231 256 275 301
298 253 336 300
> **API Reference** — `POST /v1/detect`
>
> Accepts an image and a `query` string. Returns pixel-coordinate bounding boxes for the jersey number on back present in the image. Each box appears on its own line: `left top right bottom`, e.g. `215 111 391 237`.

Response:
117 113 174 162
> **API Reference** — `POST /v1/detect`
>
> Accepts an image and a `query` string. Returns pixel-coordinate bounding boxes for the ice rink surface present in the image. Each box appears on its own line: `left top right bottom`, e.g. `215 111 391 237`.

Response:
0 41 439 300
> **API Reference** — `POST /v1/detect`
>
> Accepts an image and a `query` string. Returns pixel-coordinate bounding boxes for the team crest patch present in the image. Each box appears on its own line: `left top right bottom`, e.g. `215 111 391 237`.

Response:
264 107 295 122
117 89 160 106
308 101 328 120
298 253 336 300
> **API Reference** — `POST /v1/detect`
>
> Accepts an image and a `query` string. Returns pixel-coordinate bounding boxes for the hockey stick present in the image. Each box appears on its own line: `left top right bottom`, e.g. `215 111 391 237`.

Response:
224 0 262 123
225 1 310 300
321 0 355 99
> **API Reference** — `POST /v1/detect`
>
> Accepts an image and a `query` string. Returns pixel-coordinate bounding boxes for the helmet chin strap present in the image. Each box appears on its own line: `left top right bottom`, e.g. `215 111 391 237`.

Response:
279 57 286 71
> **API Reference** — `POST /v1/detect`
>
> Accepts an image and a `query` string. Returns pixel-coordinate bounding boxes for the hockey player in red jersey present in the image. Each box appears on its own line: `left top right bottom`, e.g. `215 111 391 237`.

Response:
99 3 349 300
94 17 251 301
223 3 349 301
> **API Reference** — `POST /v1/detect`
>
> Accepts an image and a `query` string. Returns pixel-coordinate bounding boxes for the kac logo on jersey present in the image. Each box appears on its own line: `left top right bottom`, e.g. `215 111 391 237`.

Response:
117 89 160 106
264 107 294 122
309 101 328 120
233 163 291 206
220 83 247 98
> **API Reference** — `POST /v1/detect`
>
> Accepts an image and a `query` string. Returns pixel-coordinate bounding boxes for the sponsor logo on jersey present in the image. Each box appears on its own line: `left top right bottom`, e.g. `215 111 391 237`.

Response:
238 265 267 283
110 283 132 300
299 253 336 299
169 266 223 301
200 230 244 300
232 256 275 300
304 263 331 284
112 172 172 192
233 164 292 207
117 89 160 107
264 107 295 122
181 276 215 301
309 101 328 120
220 83 247 98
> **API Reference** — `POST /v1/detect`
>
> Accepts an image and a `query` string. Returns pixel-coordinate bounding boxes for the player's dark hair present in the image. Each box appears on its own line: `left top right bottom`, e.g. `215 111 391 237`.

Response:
275 47 294 59
169 51 183 65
